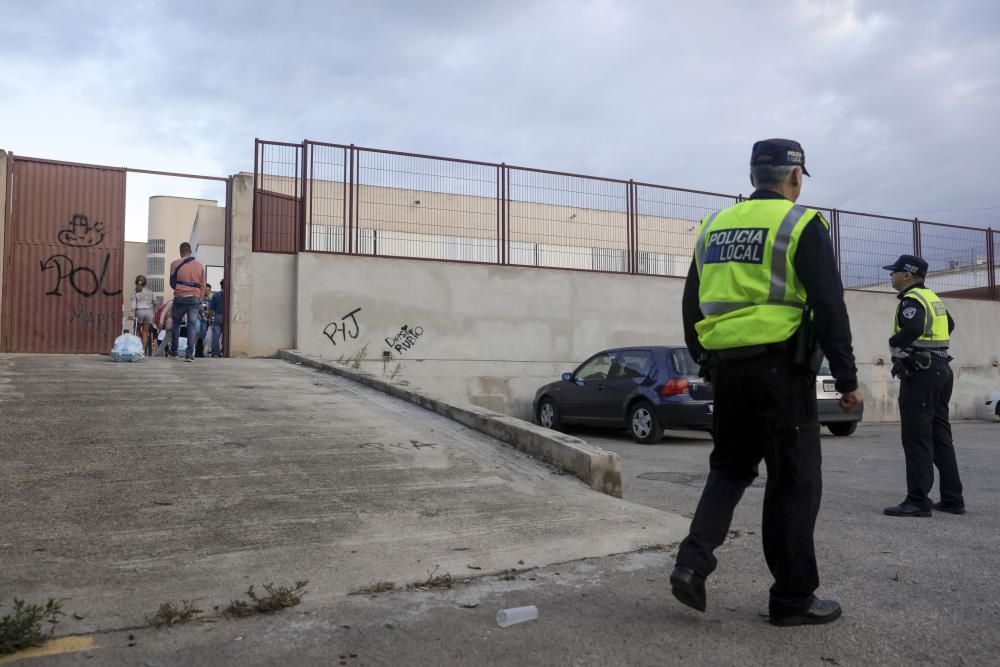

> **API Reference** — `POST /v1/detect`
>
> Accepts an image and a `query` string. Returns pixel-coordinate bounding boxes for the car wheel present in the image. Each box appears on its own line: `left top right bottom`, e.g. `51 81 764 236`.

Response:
827 422 857 437
629 401 664 444
538 398 562 431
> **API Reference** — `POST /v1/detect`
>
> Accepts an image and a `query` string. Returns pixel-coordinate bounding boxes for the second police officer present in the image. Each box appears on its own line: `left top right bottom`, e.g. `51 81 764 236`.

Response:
882 255 966 517
670 138 864 626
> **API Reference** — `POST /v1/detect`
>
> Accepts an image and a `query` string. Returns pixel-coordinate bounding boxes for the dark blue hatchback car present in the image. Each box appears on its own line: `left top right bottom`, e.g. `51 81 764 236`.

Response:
533 346 714 443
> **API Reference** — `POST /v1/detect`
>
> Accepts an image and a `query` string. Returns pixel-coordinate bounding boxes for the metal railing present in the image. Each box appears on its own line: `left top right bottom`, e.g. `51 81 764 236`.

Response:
252 139 999 300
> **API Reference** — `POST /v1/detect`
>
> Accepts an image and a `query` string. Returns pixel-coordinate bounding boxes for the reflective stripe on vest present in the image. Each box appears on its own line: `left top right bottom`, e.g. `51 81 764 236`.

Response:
693 199 826 350
893 286 950 348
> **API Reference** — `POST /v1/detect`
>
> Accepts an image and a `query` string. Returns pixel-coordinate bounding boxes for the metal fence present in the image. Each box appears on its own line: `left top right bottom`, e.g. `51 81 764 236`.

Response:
253 139 999 300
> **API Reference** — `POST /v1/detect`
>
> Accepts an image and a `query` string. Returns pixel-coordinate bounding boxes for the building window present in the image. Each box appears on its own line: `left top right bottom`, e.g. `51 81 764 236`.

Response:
148 277 164 293
146 257 164 275
147 239 166 254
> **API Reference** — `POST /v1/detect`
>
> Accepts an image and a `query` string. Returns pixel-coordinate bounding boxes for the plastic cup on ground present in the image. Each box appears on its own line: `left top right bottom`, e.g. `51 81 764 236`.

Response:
496 605 538 627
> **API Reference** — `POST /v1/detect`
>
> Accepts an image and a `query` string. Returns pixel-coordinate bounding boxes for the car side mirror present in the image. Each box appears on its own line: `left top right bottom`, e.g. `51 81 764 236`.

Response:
561 372 573 382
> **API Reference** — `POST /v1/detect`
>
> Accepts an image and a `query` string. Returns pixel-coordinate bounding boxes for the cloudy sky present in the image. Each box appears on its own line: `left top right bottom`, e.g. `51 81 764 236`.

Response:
2 0 998 241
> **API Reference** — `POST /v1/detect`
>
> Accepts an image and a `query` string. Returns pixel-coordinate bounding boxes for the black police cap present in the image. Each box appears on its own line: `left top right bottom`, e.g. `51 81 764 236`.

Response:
882 254 928 275
750 138 810 176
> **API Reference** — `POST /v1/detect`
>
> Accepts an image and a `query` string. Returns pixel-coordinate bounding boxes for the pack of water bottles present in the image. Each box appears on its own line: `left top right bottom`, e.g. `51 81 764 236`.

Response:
111 332 145 362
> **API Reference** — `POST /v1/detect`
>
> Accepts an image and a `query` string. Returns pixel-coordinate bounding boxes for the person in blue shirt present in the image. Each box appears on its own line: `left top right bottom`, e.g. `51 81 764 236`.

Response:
209 279 225 358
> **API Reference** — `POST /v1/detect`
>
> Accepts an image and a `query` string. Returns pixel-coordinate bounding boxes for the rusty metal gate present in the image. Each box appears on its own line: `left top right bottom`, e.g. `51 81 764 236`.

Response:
1 157 126 353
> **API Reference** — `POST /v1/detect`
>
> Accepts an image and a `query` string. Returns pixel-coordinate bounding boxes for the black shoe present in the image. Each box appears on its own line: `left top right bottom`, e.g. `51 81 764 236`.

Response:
670 565 706 612
932 501 966 515
884 502 931 517
770 599 842 627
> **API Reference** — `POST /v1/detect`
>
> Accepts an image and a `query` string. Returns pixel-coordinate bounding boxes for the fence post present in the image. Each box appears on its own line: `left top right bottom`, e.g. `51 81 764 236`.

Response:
497 165 503 264
299 141 308 253
341 147 348 254
987 228 996 301
831 209 841 275
347 144 355 254
913 217 921 256
627 179 636 274
252 139 259 252
500 163 508 265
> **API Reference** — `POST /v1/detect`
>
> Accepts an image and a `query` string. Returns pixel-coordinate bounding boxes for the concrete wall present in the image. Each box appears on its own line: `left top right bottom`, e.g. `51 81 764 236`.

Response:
845 289 1000 421
294 252 687 417
227 174 296 357
0 151 7 337
284 252 1000 423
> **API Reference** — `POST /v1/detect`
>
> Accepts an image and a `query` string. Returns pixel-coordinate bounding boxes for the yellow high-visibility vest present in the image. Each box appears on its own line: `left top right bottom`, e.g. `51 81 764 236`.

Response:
893 286 950 348
693 199 826 350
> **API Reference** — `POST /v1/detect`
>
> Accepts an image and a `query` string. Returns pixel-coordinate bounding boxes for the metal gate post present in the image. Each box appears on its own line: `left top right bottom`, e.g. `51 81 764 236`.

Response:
987 228 996 301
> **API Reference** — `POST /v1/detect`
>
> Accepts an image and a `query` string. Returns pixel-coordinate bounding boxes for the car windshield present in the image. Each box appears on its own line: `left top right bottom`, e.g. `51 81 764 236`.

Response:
670 348 698 375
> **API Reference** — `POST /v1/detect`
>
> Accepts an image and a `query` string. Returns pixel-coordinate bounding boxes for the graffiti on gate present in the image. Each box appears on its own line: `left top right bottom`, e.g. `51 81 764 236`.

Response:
322 307 362 346
68 304 119 330
384 324 423 355
40 253 121 298
58 213 106 248
40 213 121 298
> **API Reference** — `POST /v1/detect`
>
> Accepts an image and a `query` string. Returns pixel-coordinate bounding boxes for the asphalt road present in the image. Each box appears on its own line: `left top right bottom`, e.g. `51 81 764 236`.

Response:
20 413 999 666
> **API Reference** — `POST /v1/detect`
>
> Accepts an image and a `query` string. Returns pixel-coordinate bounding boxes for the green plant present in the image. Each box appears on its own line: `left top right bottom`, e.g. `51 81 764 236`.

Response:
149 600 202 627
0 598 64 655
350 344 368 370
224 581 308 616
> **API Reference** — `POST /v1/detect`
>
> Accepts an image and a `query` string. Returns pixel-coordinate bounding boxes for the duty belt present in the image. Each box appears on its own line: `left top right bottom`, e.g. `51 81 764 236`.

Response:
711 341 789 361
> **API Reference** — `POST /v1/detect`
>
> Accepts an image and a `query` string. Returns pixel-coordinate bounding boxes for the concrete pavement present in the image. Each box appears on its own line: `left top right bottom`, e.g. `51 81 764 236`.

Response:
3 354 999 665
0 354 684 661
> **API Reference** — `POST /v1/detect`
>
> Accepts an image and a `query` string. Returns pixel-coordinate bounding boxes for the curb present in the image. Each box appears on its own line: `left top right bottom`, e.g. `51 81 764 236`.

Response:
278 349 622 498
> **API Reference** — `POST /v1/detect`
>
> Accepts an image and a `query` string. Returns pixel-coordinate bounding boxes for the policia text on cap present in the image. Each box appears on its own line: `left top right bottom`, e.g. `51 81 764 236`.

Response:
669 138 863 627
881 255 966 517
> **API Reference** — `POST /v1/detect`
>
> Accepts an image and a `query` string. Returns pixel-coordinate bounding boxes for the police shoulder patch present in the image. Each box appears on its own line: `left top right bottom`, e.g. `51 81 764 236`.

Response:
902 306 918 319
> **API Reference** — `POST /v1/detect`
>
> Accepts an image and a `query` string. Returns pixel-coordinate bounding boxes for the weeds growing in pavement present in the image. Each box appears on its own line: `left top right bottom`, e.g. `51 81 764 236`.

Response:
0 598 64 655
224 581 308 617
353 581 396 595
407 565 453 591
149 600 203 628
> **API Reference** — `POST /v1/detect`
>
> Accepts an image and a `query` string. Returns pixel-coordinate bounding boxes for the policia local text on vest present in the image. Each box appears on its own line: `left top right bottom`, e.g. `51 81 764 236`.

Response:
882 254 966 517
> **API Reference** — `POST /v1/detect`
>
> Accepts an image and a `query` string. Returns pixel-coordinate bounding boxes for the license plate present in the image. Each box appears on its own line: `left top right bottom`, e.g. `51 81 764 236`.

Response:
823 381 835 392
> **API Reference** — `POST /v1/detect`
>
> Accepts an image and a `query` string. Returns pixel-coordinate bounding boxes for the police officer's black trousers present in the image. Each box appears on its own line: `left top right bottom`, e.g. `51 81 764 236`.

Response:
898 360 963 509
676 356 822 615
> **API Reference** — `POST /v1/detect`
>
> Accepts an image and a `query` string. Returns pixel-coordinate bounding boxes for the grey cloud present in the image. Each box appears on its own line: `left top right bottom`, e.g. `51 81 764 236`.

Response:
1 0 998 228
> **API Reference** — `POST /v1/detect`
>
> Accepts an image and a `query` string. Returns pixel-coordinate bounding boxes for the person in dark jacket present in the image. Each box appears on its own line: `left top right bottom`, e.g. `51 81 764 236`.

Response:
670 139 863 627
882 254 965 517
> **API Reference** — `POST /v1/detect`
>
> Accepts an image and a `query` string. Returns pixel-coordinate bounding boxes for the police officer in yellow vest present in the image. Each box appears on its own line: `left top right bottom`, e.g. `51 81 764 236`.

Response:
670 139 863 626
882 254 965 517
